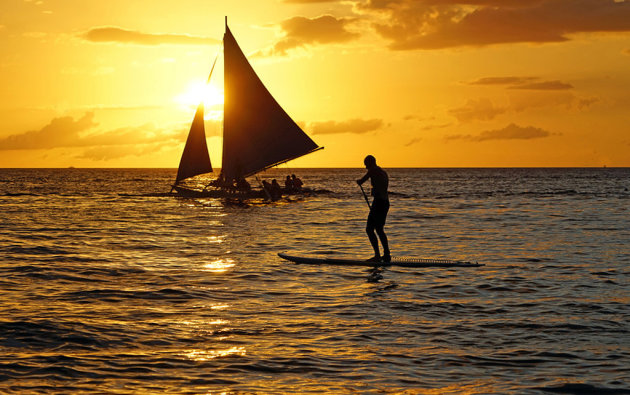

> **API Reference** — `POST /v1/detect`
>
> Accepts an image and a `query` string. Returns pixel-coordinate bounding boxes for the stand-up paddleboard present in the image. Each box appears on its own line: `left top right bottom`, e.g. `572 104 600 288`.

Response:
278 253 484 268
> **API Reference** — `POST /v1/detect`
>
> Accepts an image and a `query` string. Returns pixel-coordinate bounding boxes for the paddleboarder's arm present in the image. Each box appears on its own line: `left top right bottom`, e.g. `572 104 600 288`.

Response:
357 170 371 185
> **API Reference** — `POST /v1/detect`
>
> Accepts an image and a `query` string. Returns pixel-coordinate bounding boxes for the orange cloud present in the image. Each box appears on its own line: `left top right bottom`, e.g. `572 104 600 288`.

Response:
508 90 596 112
260 15 360 56
420 122 452 131
509 80 573 90
468 76 574 90
468 76 538 86
81 27 220 46
0 113 98 150
75 143 170 161
462 76 593 113
367 0 630 50
447 123 554 142
405 137 422 146
310 118 383 134
0 112 214 152
449 98 506 122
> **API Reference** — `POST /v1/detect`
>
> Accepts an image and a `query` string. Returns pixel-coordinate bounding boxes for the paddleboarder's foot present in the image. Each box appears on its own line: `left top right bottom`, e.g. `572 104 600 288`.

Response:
382 253 391 263
366 255 382 262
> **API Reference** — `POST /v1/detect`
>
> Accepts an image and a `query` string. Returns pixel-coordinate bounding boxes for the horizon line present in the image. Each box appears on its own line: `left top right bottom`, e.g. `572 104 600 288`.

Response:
1 166 628 170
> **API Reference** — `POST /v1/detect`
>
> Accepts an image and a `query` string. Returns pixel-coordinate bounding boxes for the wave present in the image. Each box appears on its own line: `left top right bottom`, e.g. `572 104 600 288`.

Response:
534 383 630 394
58 287 203 302
2 192 41 197
3 245 72 255
0 320 110 351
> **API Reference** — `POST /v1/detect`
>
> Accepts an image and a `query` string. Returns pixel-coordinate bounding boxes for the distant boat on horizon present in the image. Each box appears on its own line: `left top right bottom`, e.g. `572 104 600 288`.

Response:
171 18 323 198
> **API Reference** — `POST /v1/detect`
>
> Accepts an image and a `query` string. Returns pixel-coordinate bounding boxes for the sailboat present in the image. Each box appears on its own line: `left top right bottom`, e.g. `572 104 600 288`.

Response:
171 19 322 198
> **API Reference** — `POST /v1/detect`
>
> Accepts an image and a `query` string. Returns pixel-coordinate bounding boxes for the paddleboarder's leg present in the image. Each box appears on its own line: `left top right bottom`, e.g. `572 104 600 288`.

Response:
366 211 381 260
376 226 389 262
373 199 390 262
364 198 391 262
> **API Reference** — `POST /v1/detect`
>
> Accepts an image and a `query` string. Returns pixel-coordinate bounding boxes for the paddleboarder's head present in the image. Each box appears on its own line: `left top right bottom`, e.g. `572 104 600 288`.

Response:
364 155 376 169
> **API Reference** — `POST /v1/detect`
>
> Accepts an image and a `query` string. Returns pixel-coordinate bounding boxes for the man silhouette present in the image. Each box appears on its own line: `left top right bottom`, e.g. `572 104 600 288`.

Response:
357 155 391 262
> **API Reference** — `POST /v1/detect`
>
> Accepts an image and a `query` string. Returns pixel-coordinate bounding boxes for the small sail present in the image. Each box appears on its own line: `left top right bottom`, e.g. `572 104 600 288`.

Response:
175 103 213 184
222 26 320 181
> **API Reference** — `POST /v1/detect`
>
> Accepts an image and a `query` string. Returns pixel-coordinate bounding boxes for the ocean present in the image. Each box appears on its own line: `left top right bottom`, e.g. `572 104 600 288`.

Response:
0 168 628 394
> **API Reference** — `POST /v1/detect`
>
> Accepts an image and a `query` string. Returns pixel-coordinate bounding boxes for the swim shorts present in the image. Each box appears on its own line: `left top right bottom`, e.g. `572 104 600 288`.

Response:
367 198 389 228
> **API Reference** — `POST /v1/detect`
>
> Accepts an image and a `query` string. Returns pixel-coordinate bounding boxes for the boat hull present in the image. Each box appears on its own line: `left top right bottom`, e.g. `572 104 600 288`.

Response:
171 185 267 199
171 185 322 200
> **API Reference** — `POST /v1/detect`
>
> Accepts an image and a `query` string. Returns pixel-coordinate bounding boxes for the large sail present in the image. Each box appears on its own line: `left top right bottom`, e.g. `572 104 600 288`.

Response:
175 103 213 184
222 26 320 181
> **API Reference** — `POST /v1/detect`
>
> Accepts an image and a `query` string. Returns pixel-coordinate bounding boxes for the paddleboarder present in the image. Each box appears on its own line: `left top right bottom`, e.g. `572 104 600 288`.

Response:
357 155 391 262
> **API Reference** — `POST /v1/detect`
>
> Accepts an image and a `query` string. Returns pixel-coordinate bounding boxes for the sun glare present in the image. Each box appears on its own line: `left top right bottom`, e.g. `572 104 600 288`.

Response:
175 81 224 107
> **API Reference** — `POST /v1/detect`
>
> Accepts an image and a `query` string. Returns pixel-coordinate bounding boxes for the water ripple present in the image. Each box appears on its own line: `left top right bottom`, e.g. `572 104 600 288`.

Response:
0 168 628 393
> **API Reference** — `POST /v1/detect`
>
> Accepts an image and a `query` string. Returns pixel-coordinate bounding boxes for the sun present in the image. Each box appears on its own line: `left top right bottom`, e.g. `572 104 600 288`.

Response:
175 81 224 108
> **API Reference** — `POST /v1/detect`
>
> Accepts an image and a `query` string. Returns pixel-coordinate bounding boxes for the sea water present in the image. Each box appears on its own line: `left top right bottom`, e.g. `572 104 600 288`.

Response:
0 168 628 394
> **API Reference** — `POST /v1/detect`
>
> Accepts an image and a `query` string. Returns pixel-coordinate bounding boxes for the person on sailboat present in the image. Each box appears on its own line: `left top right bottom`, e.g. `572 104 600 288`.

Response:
262 180 272 195
357 155 391 262
285 175 294 192
236 177 251 192
291 174 303 191
271 179 283 200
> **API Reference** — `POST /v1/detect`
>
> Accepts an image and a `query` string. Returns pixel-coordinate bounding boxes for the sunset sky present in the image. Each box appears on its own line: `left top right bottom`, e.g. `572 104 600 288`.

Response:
1 0 629 168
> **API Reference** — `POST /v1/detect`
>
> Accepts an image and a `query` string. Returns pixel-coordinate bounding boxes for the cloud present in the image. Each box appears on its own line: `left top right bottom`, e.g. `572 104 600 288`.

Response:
576 97 599 109
467 76 574 90
75 142 170 161
468 76 538 86
310 118 383 134
74 120 220 160
0 113 98 150
447 123 554 142
420 122 452 131
365 0 630 50
81 26 220 46
405 137 422 146
0 112 205 151
508 90 595 112
259 15 360 56
509 80 574 90
449 98 506 122
463 76 590 112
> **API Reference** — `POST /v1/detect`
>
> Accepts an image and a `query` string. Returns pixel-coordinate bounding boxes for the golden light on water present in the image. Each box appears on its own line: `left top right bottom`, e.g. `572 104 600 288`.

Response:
177 319 229 327
183 346 246 362
207 235 226 244
202 258 235 273
207 319 229 325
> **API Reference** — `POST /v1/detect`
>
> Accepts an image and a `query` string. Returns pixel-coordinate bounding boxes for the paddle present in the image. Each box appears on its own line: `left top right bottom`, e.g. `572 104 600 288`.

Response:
358 183 371 210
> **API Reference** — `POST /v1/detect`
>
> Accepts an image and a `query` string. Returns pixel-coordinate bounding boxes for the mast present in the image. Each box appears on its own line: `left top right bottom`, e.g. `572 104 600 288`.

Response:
174 39 221 185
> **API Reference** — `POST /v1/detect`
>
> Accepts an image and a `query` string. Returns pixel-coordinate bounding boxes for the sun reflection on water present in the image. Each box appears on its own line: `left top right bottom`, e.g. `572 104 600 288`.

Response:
183 346 246 362
202 258 235 272
177 319 229 327
207 235 226 243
